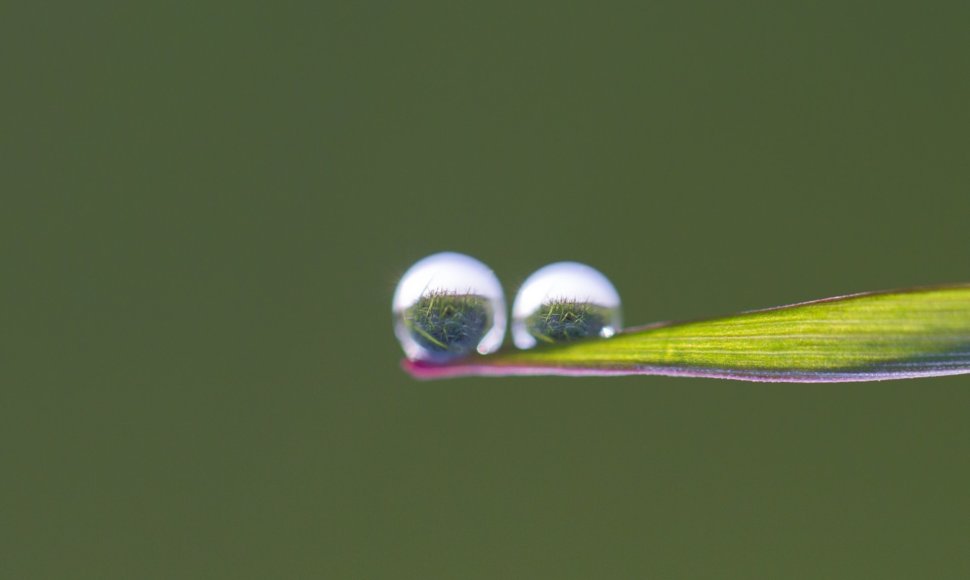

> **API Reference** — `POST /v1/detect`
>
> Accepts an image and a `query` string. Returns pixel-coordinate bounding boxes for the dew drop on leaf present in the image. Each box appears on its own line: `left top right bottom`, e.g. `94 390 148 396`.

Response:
392 252 507 361
511 262 622 349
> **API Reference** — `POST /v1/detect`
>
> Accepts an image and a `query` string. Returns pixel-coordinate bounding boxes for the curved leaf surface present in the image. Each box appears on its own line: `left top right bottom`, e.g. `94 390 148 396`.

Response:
403 285 970 382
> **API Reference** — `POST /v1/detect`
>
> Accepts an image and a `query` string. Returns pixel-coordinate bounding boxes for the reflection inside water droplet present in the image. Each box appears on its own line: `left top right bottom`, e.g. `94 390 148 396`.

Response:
512 262 622 349
392 252 506 361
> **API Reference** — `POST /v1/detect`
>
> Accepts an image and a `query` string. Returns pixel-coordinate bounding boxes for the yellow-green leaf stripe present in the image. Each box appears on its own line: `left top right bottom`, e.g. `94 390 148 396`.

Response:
404 285 970 382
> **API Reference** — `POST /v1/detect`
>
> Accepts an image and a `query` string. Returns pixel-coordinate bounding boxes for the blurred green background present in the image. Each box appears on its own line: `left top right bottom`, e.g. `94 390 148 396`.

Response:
4 1 970 578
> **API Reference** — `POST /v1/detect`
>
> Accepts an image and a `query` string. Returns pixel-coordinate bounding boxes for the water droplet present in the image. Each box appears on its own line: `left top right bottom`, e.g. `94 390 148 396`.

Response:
393 252 506 361
511 262 622 349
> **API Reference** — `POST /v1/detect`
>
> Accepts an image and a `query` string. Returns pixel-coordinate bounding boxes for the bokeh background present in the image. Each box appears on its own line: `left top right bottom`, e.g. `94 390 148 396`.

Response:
4 1 970 578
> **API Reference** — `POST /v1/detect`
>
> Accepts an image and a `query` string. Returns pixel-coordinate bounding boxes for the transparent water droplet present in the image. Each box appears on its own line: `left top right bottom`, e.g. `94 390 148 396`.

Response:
393 252 506 362
511 262 622 349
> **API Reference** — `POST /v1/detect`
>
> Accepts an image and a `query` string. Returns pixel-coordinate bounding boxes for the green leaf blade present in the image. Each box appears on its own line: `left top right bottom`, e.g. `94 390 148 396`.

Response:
403 285 970 382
